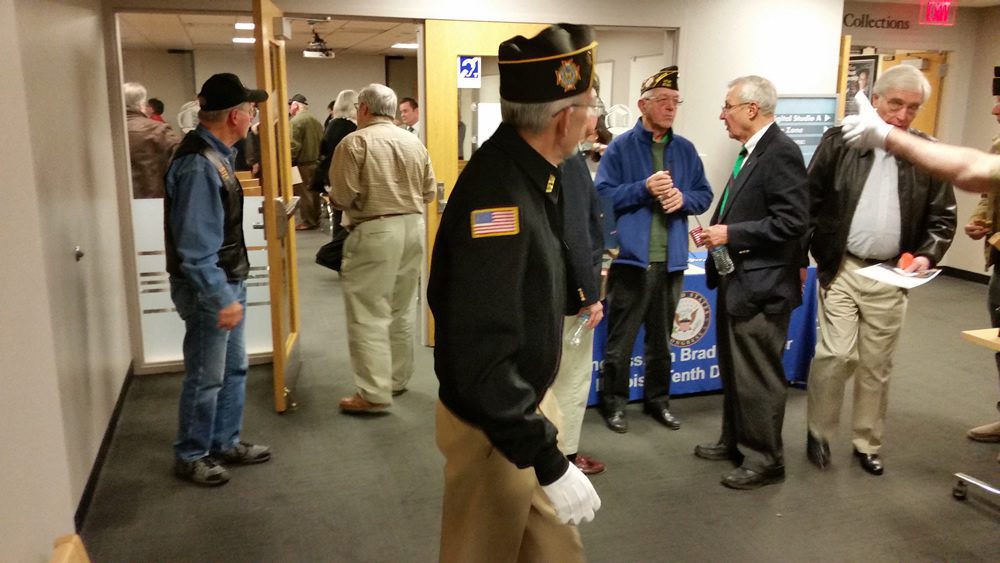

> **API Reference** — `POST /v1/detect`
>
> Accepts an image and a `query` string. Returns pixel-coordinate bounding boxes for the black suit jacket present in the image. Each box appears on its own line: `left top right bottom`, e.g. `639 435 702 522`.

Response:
706 123 809 317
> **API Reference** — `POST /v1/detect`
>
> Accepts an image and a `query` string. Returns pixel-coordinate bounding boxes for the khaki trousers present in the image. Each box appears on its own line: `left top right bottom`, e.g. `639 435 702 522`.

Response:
551 317 595 456
807 255 908 454
436 395 584 563
294 162 321 228
341 214 423 404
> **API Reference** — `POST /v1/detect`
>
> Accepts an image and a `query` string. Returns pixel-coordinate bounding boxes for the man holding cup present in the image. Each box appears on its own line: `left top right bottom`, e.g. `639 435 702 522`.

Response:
594 66 713 433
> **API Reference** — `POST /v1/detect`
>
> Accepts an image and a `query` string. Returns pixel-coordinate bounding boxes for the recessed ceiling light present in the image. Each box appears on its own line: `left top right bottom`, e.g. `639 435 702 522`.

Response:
235 23 255 30
391 43 418 50
232 37 256 44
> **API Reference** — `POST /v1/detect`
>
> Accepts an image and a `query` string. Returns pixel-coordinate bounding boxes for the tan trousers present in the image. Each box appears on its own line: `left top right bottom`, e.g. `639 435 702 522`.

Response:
551 317 595 456
436 395 584 563
341 214 423 404
807 255 908 454
295 162 321 228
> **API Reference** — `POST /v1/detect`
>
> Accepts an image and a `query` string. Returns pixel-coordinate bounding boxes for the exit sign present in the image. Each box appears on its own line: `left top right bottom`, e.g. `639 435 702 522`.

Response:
919 0 956 26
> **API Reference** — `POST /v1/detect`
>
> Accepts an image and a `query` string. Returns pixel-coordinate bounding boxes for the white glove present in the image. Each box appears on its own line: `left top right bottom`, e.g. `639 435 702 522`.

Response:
841 91 893 150
541 463 602 525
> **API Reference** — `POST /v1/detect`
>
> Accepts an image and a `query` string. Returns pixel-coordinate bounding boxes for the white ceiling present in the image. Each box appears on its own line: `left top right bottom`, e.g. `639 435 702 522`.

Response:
118 13 419 56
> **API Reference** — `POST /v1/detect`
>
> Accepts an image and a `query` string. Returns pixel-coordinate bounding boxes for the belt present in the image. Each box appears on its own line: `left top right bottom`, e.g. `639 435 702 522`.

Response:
846 252 888 266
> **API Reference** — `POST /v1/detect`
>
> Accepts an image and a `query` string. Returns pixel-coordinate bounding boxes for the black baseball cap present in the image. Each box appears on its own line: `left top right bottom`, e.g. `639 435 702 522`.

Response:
198 73 268 111
289 93 308 104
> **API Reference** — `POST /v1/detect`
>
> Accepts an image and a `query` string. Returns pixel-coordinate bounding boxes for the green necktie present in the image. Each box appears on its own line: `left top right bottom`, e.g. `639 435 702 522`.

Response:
719 146 747 215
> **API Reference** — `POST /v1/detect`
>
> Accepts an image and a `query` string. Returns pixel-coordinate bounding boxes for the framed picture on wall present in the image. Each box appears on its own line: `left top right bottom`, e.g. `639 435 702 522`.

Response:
845 55 879 116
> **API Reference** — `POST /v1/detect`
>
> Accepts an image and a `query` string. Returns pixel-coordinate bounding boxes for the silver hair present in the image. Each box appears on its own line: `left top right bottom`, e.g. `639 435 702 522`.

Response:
728 75 778 116
358 84 397 118
500 92 586 134
198 103 246 124
333 89 358 120
123 82 148 112
873 64 932 104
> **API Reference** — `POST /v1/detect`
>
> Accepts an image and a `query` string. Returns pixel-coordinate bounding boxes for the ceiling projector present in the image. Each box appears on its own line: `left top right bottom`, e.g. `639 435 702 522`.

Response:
304 31 334 59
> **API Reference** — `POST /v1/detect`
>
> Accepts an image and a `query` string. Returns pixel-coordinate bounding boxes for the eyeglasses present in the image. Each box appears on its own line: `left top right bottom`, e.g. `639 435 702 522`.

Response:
238 105 258 118
643 96 684 107
553 102 604 118
721 101 751 113
884 99 921 115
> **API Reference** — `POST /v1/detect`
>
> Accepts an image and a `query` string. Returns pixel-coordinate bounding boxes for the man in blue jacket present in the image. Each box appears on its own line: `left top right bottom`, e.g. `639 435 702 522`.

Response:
594 66 713 433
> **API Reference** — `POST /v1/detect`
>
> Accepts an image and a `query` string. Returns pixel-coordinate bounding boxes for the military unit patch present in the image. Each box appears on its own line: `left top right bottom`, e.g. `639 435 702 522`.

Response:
555 59 582 92
471 207 519 238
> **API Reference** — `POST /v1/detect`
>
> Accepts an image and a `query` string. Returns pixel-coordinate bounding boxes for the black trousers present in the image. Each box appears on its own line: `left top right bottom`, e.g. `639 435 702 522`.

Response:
716 277 790 471
600 264 684 409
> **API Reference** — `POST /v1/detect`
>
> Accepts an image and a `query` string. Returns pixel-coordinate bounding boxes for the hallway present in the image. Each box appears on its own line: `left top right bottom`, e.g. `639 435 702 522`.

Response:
81 228 1000 561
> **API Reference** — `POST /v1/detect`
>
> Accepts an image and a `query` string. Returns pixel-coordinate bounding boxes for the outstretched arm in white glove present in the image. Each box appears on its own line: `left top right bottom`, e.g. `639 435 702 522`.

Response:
541 462 602 525
841 91 893 150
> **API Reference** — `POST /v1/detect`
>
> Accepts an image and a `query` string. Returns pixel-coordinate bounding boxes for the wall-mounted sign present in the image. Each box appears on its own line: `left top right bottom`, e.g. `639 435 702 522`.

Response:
843 12 911 30
458 56 481 89
919 0 956 26
774 96 838 165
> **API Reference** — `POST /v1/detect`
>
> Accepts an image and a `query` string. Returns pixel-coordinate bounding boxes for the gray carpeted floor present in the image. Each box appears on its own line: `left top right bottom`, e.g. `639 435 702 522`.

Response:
81 226 1000 562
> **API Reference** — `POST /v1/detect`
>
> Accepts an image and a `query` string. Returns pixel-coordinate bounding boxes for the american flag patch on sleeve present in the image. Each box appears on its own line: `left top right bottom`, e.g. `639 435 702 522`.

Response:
470 207 520 238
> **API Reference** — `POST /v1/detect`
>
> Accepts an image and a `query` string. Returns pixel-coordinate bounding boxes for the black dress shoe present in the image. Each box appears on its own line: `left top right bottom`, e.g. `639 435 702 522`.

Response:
602 408 628 433
643 404 681 430
806 432 831 469
854 449 884 475
721 465 786 490
694 442 744 466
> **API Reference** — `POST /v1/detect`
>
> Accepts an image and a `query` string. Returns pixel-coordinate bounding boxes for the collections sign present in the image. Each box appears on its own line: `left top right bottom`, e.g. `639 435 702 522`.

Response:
843 12 912 29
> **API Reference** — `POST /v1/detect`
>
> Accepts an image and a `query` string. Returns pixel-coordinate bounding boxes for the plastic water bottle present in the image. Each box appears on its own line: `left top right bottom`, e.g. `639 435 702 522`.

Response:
710 245 735 276
567 313 591 347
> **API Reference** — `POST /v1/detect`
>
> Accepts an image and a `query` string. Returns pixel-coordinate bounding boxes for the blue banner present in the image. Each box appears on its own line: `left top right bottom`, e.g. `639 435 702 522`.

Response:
587 252 817 405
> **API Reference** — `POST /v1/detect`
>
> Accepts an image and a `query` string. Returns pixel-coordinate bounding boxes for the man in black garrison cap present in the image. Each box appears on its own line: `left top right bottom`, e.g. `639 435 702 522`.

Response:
428 23 602 562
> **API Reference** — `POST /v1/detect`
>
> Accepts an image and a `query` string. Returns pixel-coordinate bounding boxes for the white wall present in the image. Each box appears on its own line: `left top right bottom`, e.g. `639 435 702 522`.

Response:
122 48 195 132
2 0 132 558
593 28 674 110
844 1 997 272
676 0 844 211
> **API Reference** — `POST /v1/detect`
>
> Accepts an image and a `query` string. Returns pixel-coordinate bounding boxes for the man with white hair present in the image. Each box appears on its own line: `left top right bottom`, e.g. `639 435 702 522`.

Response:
804 64 956 476
124 81 180 198
428 23 602 562
329 84 435 413
696 75 808 490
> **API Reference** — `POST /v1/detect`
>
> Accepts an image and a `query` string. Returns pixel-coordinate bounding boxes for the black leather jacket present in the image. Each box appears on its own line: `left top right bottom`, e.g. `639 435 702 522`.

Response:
806 126 956 288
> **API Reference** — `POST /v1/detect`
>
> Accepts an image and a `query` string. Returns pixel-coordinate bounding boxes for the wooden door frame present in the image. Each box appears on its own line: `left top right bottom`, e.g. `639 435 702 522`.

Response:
254 0 301 412
423 20 547 345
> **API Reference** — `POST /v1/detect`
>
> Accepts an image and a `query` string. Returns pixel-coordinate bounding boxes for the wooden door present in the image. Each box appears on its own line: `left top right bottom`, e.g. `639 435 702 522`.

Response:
879 51 947 136
423 20 547 344
254 0 301 412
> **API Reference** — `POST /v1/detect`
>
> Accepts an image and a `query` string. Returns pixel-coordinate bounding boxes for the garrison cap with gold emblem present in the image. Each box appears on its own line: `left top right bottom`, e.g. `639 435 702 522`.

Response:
993 66 999 96
498 23 597 104
641 66 680 94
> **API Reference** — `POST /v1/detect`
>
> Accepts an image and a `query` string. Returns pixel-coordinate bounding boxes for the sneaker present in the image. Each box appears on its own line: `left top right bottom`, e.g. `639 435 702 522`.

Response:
175 457 230 486
215 441 271 465
967 420 1000 443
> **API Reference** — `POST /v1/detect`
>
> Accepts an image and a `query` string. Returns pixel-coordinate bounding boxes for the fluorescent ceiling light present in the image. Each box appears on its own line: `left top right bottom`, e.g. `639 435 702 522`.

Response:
392 43 418 50
232 37 256 44
235 23 255 30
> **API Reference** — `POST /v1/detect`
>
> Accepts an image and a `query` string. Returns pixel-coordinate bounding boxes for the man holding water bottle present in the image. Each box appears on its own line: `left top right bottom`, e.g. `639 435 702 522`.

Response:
594 66 713 434
697 75 808 490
